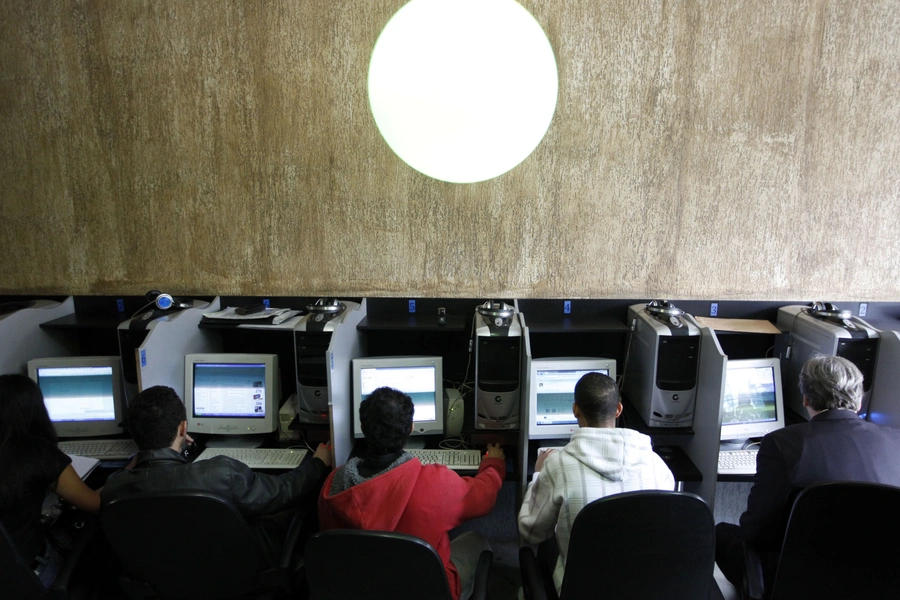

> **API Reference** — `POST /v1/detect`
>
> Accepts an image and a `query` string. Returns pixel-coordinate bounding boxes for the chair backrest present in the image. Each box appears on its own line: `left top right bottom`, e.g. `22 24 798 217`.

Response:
560 490 715 600
100 490 271 599
0 520 48 600
305 530 454 600
770 481 900 600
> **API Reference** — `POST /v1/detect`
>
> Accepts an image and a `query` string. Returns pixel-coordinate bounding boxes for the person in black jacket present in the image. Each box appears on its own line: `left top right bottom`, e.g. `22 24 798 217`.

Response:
101 385 331 560
715 355 900 588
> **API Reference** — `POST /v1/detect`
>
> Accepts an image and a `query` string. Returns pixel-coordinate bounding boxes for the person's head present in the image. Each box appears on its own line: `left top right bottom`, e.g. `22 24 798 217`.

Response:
573 372 621 427
0 373 57 448
359 386 414 455
799 355 863 413
128 385 187 450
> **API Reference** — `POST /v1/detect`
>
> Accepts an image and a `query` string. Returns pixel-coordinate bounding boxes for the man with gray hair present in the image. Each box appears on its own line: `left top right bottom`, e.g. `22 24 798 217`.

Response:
715 355 900 588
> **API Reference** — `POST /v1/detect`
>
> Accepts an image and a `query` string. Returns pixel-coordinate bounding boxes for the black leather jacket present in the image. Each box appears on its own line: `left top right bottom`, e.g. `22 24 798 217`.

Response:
102 448 328 515
101 448 328 557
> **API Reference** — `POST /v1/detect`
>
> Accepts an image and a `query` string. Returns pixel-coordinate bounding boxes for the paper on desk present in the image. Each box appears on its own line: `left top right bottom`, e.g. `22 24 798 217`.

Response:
203 306 294 321
694 317 781 334
67 454 100 480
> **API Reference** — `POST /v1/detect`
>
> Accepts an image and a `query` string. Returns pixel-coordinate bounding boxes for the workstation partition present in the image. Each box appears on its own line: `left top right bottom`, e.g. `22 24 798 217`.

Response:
120 297 220 402
0 297 77 375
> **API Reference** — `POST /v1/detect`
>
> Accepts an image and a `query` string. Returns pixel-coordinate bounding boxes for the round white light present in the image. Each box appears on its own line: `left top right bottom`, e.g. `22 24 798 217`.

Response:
368 0 558 184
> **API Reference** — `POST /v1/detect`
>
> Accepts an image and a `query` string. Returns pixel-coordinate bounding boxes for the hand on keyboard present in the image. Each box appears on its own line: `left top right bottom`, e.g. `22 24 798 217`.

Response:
535 447 557 472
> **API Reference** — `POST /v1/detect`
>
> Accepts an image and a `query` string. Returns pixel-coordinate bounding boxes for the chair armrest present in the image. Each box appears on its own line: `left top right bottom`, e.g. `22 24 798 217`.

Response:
469 549 493 600
520 546 557 600
741 542 765 600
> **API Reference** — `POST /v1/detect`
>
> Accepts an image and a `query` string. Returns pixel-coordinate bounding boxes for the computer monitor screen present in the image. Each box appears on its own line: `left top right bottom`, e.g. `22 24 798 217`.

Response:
27 356 125 438
528 357 617 439
184 354 280 443
352 356 444 438
720 357 786 443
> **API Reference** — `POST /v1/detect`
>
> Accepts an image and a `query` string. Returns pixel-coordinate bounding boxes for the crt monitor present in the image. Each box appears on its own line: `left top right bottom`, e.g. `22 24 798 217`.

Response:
528 357 618 440
351 356 444 438
720 357 786 444
183 354 281 447
27 356 125 438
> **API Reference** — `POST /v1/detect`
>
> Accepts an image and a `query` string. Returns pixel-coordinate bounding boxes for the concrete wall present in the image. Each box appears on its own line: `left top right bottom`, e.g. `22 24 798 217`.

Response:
2 0 898 299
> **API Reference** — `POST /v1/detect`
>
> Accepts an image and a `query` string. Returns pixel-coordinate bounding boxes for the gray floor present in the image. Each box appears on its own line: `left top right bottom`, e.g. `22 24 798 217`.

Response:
451 481 521 599
714 481 753 524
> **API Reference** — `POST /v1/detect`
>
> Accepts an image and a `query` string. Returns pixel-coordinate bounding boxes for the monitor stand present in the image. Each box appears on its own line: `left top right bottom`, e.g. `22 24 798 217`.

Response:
205 434 266 449
404 437 427 449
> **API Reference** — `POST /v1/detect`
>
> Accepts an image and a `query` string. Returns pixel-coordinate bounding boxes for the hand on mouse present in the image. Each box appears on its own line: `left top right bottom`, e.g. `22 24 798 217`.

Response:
314 441 334 468
484 443 505 461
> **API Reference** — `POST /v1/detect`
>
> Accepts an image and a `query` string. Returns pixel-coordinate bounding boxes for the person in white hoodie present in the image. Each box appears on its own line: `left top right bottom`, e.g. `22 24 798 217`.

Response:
517 372 675 594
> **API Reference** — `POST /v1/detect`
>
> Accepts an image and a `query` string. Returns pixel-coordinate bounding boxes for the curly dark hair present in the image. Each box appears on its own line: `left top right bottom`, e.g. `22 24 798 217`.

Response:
128 385 187 450
359 386 414 454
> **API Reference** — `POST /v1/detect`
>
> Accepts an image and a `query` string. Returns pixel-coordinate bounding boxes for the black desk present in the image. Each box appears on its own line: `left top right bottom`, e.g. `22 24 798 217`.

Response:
653 445 703 483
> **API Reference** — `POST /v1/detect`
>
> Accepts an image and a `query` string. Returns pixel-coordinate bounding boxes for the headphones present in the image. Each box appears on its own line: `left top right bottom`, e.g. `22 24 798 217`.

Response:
645 299 686 328
306 298 347 323
806 301 851 320
146 290 192 311
477 300 516 328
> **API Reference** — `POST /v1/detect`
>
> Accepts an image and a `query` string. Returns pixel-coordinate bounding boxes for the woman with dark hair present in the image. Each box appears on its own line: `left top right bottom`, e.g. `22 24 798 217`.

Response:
0 373 101 580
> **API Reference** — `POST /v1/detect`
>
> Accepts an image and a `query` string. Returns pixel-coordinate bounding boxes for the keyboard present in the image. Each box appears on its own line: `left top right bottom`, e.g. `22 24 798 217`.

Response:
406 448 482 471
718 449 759 475
58 439 139 460
193 447 309 469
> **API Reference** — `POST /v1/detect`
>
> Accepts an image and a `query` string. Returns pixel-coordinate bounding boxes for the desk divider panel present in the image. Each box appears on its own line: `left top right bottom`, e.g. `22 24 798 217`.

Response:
0 297 77 375
680 324 727 507
868 330 900 429
518 316 533 503
327 299 368 468
135 298 222 400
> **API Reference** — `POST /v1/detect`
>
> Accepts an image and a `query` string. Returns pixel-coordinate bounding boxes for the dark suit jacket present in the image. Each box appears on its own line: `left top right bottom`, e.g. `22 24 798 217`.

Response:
739 409 900 550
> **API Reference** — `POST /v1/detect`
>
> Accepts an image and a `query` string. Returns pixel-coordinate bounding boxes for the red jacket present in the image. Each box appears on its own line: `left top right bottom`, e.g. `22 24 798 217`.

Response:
318 456 505 600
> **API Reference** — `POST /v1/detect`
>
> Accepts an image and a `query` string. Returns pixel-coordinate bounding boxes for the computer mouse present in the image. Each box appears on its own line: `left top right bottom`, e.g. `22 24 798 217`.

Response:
655 446 674 459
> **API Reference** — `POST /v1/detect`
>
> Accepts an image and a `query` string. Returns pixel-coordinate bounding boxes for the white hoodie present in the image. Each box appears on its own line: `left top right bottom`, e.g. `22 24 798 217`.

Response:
518 427 675 594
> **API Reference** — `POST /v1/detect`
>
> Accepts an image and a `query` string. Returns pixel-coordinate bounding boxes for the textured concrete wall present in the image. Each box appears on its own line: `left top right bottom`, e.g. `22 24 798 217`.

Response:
1 0 899 300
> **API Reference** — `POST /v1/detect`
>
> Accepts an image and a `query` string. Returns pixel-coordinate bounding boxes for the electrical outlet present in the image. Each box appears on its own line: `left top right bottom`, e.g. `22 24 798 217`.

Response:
859 302 868 317
710 302 719 317
563 300 572 315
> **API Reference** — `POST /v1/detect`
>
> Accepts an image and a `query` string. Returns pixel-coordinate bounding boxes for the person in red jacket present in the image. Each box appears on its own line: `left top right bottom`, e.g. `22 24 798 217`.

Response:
319 386 505 600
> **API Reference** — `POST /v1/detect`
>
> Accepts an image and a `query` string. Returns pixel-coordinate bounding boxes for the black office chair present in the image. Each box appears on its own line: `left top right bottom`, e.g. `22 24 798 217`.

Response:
741 481 900 600
520 490 722 600
100 490 305 600
0 519 95 600
304 529 493 600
